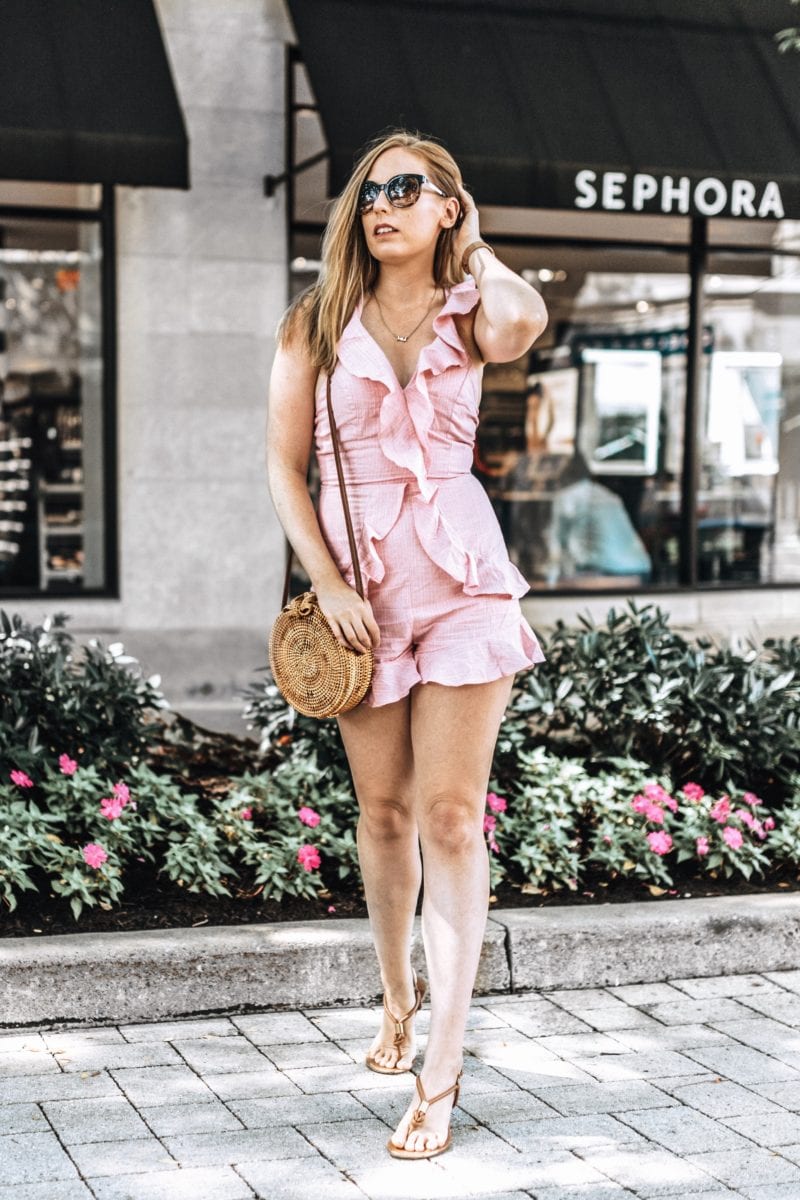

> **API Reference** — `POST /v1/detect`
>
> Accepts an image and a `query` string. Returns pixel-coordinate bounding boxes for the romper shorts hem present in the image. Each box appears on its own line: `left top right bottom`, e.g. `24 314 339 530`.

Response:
361 612 545 709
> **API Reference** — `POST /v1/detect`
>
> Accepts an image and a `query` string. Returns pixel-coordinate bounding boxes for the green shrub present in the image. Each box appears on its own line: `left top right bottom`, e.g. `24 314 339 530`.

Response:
0 610 168 780
499 601 800 801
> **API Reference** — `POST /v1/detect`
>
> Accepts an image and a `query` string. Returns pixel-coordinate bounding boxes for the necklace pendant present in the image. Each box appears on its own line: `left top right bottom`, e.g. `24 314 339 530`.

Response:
395 335 408 342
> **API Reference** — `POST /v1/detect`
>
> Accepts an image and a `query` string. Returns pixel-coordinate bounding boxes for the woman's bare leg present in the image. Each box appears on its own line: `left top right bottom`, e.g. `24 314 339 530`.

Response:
388 674 515 1154
336 693 423 1070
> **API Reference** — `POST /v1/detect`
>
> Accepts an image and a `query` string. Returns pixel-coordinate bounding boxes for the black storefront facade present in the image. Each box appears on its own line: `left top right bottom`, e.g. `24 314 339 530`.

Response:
282 0 800 606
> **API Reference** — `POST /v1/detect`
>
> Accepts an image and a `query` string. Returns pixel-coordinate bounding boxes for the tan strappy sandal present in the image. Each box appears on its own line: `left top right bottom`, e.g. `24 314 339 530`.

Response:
386 1067 463 1159
365 969 427 1075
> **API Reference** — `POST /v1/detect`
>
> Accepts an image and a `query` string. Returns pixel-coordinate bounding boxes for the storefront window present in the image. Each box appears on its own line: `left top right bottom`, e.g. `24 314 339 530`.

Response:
0 214 107 594
475 246 691 590
699 252 800 584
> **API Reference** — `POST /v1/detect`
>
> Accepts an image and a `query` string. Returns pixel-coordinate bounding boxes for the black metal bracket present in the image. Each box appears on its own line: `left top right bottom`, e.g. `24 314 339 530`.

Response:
264 147 329 197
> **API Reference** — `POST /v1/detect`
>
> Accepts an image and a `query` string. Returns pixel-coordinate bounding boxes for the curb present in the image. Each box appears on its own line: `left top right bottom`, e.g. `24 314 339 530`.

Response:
2 894 799 1027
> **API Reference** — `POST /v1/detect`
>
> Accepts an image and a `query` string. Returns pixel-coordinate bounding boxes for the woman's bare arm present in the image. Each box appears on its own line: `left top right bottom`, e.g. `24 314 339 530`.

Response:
265 330 380 653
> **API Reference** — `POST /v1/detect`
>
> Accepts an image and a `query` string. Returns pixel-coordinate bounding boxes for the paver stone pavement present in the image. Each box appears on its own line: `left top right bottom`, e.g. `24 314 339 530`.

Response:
1 970 800 1199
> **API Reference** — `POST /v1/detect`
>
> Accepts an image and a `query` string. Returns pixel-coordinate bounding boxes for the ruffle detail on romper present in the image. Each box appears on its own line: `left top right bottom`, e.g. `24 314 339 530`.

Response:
409 486 532 599
337 280 481 504
336 280 530 600
353 482 408 590
363 650 423 708
415 614 546 690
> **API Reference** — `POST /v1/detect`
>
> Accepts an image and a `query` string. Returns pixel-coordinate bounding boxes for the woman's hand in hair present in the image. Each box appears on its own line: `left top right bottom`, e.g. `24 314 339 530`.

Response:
451 184 482 264
315 577 381 655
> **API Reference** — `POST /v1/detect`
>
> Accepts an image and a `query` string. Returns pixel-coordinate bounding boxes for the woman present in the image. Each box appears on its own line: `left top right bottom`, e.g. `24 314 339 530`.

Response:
266 129 548 1159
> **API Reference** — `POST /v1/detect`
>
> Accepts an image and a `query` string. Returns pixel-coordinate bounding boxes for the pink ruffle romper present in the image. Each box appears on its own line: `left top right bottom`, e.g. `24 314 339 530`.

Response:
314 278 546 708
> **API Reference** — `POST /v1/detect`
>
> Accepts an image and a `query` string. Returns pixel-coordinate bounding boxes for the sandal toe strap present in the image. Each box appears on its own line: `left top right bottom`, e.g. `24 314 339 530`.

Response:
411 1067 463 1120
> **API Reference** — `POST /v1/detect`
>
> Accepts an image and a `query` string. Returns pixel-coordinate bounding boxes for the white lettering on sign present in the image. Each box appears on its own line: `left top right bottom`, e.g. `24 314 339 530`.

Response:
573 170 784 219
759 181 784 218
632 174 658 209
601 171 626 209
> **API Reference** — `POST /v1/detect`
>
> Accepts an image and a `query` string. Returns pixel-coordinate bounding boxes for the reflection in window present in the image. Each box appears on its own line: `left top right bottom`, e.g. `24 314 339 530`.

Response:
475 253 691 590
701 258 800 584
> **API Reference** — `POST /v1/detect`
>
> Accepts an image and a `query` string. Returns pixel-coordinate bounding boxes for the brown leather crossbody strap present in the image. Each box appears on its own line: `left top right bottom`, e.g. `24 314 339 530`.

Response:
280 361 365 606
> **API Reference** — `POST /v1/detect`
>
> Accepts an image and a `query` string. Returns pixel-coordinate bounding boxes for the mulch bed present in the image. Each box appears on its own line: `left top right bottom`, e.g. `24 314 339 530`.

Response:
3 712 799 939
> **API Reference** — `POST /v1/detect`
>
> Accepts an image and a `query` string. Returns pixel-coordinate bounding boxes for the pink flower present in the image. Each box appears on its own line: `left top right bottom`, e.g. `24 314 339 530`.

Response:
602 834 613 844
112 781 130 805
298 806 320 828
644 782 672 807
489 838 499 854
763 816 775 831
710 796 731 823
240 807 253 820
682 781 705 802
10 769 34 788
736 808 757 830
486 792 507 814
696 835 710 857
742 791 762 807
82 843 108 869
99 796 125 821
722 826 743 850
297 844 321 871
646 830 673 856
59 754 78 775
633 792 666 820
327 905 336 913
483 813 497 834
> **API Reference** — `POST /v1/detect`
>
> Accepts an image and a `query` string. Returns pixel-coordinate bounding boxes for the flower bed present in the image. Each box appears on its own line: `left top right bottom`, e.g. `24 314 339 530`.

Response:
2 737 799 933
1 602 799 935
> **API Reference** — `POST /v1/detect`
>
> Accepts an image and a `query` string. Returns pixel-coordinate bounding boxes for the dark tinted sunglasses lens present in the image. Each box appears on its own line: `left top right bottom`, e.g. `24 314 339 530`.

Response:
387 174 422 206
357 183 379 212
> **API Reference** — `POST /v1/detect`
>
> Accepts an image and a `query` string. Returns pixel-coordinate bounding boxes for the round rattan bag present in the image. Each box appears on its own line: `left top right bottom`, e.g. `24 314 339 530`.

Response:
269 589 374 718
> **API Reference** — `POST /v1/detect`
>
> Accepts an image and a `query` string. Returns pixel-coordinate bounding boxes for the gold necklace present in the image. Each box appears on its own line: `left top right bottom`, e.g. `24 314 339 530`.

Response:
372 286 441 343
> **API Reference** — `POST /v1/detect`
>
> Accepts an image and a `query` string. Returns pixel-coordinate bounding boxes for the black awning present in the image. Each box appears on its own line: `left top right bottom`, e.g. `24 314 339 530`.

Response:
0 0 189 189
286 0 800 220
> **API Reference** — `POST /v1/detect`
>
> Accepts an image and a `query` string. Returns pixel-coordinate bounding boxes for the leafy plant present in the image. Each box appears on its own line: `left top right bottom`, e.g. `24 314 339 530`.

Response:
485 749 791 897
0 747 364 920
0 610 169 780
497 602 800 800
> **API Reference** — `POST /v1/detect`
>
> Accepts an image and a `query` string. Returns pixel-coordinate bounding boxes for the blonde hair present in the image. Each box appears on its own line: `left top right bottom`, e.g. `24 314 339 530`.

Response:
277 128 466 374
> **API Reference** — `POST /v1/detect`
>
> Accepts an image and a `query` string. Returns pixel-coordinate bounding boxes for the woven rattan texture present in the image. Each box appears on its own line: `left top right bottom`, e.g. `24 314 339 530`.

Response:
269 591 374 717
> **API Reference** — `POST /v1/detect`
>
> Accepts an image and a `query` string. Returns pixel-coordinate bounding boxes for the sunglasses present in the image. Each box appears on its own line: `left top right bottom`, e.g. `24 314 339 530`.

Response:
357 173 447 215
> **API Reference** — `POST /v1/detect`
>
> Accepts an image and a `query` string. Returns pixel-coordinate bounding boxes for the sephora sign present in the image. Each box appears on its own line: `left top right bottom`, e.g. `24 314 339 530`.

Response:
573 169 785 220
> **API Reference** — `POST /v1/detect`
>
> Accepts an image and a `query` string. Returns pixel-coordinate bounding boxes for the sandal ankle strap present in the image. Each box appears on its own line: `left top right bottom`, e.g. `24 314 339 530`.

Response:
382 971 424 1042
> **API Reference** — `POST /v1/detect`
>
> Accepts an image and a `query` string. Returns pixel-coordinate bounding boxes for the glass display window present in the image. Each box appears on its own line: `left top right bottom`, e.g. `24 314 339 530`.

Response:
699 252 800 584
0 213 108 594
474 246 691 590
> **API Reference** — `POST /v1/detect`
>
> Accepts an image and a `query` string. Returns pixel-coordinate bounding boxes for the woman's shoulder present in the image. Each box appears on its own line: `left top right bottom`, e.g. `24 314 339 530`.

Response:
277 289 316 351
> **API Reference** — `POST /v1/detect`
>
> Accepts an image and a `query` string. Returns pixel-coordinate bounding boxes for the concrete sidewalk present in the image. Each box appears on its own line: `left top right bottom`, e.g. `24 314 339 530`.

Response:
3 970 800 1199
